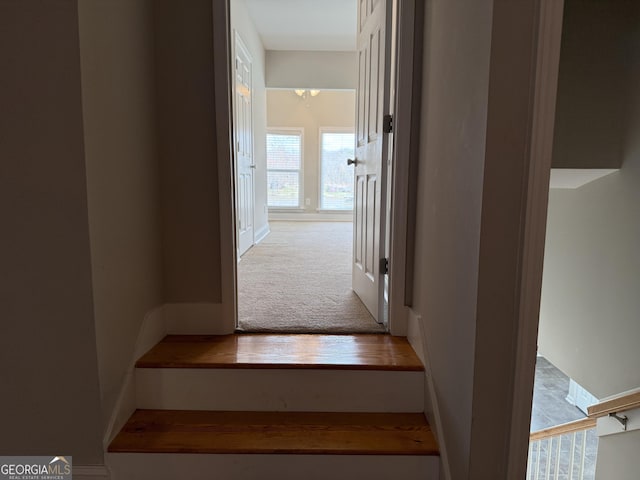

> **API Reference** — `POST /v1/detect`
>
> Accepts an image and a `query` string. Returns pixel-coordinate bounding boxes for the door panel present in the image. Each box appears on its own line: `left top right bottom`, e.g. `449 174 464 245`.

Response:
234 33 254 256
352 0 391 324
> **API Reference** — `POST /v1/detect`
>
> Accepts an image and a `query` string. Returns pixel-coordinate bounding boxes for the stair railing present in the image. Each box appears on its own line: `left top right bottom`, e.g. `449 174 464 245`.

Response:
528 388 640 480
527 417 596 480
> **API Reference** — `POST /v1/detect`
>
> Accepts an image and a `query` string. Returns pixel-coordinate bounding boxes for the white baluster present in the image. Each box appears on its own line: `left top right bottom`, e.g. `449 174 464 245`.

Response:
544 437 552 479
554 434 561 480
569 431 576 480
579 430 587 479
535 439 542 479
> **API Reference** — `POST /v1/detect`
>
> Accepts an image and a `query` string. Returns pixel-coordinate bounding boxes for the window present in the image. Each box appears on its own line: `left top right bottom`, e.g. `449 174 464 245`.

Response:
320 130 355 210
266 130 302 208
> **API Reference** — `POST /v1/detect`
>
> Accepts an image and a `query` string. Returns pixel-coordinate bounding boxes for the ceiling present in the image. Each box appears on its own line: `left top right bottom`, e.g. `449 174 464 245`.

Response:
244 0 357 51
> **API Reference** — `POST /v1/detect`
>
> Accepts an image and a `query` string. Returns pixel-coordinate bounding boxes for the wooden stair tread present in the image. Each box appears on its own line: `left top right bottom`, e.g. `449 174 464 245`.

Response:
108 410 439 456
136 334 424 371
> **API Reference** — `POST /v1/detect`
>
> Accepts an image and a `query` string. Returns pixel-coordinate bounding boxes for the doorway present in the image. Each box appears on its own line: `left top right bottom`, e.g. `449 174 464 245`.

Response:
217 0 421 337
230 0 393 333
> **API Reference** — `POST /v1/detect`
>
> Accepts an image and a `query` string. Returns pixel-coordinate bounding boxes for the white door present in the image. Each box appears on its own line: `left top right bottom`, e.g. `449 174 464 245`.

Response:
233 33 255 257
352 0 391 324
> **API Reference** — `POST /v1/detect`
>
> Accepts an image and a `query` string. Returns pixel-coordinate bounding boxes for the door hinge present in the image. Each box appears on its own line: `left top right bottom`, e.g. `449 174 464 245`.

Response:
383 114 393 134
380 257 389 275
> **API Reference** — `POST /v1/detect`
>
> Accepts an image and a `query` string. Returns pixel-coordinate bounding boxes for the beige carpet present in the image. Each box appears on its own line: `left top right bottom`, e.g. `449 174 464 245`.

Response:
238 221 385 333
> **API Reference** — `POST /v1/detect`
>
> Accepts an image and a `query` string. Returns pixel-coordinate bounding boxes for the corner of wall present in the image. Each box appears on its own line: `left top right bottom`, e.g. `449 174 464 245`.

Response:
102 306 167 448
101 300 233 455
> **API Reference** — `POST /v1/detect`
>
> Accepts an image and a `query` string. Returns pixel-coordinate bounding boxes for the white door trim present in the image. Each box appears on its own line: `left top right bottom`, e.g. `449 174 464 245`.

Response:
386 0 423 336
506 0 565 477
212 0 236 332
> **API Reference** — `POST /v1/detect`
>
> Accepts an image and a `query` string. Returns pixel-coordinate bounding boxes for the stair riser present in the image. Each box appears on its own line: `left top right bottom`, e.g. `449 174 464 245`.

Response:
136 368 424 412
107 453 439 480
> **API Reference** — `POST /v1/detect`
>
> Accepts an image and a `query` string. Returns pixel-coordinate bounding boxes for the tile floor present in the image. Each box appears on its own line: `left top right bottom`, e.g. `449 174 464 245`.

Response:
531 356 586 432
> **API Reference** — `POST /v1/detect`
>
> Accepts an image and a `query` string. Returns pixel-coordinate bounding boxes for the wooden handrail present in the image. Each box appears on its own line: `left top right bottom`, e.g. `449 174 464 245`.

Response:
587 390 640 418
530 388 640 441
530 417 596 441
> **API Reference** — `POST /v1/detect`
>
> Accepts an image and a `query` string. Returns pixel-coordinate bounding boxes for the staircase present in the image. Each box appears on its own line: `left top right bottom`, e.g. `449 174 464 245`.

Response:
107 334 440 479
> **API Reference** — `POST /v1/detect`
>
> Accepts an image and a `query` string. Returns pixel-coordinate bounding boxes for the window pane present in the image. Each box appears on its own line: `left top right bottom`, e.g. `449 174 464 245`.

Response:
267 131 301 208
321 132 355 210
267 133 301 169
268 171 299 207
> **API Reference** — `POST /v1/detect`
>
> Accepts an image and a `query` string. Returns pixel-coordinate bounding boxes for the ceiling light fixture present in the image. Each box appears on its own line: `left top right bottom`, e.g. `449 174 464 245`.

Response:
294 89 320 100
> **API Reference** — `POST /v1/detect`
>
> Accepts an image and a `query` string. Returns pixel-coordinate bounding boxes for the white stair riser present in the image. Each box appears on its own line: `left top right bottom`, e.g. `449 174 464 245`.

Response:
107 453 439 480
136 368 424 412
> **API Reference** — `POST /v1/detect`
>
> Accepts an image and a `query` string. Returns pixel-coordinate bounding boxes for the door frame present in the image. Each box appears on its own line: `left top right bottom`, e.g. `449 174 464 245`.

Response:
213 0 423 336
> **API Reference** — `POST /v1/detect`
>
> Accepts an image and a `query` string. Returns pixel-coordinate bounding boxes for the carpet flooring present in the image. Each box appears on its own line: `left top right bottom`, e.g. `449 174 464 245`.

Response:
237 221 385 333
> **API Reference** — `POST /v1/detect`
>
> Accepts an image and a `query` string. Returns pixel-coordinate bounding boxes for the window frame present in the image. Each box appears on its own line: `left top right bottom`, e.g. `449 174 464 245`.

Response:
266 127 304 210
317 127 356 212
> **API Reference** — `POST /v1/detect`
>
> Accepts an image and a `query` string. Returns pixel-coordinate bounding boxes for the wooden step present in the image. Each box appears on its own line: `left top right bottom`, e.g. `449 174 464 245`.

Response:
108 410 439 456
136 334 424 371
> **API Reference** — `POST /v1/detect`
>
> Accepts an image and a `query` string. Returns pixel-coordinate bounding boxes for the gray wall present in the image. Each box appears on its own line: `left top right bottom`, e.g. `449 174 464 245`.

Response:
266 51 357 89
551 0 638 169
539 0 640 399
0 0 104 464
78 0 163 429
413 0 542 478
412 1 491 478
154 0 222 303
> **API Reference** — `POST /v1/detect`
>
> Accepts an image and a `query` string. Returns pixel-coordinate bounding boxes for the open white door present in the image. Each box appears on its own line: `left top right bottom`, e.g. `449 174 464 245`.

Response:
233 32 255 257
351 0 392 324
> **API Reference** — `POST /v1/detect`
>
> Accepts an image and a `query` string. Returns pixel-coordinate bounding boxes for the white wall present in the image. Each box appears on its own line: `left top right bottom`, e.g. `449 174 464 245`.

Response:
231 0 269 239
266 51 357 89
596 430 640 480
538 0 640 399
267 89 355 214
78 0 163 429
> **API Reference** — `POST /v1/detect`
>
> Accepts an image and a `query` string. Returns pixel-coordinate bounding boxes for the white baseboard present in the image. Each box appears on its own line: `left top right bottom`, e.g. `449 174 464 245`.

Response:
74 465 110 479
407 308 452 480
254 223 270 244
269 212 352 222
163 303 232 335
406 311 426 366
